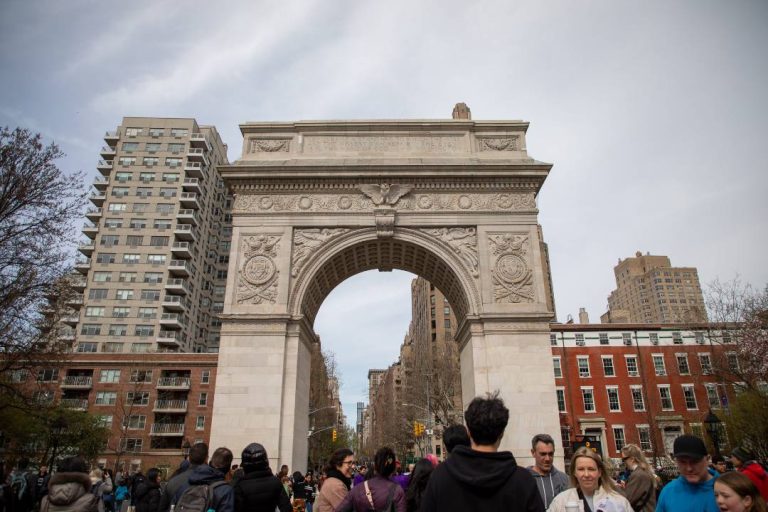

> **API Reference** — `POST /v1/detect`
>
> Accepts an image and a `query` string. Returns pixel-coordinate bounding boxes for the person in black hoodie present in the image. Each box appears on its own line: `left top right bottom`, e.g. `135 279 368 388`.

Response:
420 392 543 512
132 468 161 512
233 443 291 512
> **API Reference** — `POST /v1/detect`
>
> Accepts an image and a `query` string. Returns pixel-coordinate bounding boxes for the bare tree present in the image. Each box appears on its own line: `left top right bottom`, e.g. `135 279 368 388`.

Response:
0 127 87 411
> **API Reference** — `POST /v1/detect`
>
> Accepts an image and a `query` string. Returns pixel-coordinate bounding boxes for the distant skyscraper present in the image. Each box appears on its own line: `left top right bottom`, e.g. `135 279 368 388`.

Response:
602 251 707 324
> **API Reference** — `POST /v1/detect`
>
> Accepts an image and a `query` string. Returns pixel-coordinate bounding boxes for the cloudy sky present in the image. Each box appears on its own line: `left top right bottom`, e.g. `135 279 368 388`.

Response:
2 1 766 425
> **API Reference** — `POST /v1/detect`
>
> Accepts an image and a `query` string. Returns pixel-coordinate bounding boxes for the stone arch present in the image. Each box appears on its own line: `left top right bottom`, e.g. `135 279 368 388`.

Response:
288 227 481 332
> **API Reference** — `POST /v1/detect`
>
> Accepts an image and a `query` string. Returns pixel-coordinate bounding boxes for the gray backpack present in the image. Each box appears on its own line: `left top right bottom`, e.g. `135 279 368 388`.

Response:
175 481 228 512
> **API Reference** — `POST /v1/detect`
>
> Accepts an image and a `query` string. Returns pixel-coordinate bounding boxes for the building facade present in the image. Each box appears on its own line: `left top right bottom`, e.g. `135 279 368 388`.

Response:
603 251 707 324
74 118 231 354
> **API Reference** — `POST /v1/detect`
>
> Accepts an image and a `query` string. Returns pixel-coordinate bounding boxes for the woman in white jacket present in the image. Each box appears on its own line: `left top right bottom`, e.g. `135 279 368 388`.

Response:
548 447 632 512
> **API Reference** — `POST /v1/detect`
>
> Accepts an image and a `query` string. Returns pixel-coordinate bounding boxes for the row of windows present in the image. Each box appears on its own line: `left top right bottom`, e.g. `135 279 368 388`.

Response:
106 187 182 198
111 171 182 182
106 203 176 213
553 351 738 379
96 415 207 434
90 270 167 282
551 331 716 347
37 369 210 384
81 324 158 336
94 391 209 406
97 236 172 247
123 127 190 138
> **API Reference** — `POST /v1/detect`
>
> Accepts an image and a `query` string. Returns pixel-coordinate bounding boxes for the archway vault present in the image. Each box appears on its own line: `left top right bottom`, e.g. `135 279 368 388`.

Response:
289 227 479 329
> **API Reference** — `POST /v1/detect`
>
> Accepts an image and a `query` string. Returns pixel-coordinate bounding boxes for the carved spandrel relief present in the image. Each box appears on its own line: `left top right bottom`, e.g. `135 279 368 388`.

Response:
233 192 535 213
236 234 281 304
291 228 350 277
359 184 413 206
488 233 535 303
303 135 464 154
249 139 290 153
423 227 479 277
477 136 519 151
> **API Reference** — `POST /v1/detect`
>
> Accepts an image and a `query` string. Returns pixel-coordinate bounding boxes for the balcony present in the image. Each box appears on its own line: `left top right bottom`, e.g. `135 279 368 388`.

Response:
150 423 185 436
92 176 110 191
74 258 91 274
184 161 203 178
171 242 191 259
157 331 182 349
160 313 184 330
189 132 210 150
174 224 197 242
97 160 113 175
162 294 187 312
182 177 201 193
176 209 198 226
61 314 80 326
100 146 116 158
70 276 87 290
61 375 93 389
153 400 188 413
89 191 106 207
179 192 199 209
66 295 84 308
61 398 89 410
58 331 76 343
82 223 99 239
168 259 192 277
85 207 103 221
78 242 95 256
165 278 189 295
104 130 119 144
157 377 191 390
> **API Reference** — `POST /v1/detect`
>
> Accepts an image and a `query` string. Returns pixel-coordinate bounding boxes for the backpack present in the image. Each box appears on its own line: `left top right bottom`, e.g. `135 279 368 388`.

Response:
175 481 228 512
362 481 397 512
10 471 29 501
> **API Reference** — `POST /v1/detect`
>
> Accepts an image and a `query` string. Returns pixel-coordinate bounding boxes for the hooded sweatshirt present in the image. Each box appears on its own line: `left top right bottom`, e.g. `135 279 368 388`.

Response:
420 445 544 512
739 461 768 501
656 467 719 512
526 465 569 509
41 472 100 512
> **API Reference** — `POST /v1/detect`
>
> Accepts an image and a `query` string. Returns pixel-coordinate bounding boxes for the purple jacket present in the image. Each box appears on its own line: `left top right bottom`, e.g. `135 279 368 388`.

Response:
336 475 405 512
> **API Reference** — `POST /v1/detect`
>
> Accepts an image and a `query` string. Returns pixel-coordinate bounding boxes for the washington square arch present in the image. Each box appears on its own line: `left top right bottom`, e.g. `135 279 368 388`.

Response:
209 105 560 470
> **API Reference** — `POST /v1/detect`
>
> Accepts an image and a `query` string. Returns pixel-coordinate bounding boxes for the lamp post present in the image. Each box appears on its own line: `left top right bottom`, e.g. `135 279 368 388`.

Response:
49 415 68 469
704 409 722 458
181 439 191 460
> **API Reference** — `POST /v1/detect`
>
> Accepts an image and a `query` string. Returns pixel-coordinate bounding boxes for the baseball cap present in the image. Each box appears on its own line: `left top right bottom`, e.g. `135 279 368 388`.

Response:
673 434 707 460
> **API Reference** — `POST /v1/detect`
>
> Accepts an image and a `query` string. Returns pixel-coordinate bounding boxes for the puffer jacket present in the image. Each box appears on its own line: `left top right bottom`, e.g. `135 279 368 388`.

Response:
41 472 100 512
740 461 768 501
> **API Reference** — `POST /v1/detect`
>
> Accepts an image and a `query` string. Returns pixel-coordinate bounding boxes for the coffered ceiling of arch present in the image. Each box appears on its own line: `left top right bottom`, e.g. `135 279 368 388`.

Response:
300 238 468 326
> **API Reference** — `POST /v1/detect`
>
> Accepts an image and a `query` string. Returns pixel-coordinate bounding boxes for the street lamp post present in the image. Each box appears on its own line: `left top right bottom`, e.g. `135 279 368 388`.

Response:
49 416 68 469
704 409 722 458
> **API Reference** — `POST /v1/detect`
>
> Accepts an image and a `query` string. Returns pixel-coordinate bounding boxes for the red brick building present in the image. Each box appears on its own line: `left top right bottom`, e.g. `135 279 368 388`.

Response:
552 323 735 462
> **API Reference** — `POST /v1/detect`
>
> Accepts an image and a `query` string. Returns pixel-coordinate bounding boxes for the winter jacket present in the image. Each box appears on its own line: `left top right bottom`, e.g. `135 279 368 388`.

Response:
315 472 351 512
622 467 655 512
526 466 569 509
160 463 200 511
739 461 768 501
6 469 38 512
546 486 632 512
181 465 234 512
420 445 543 512
336 475 405 512
40 472 100 512
133 479 161 512
232 467 291 512
655 467 719 512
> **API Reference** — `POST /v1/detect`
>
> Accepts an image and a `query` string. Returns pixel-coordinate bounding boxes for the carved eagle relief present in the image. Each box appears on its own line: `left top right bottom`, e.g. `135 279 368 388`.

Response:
359 184 413 206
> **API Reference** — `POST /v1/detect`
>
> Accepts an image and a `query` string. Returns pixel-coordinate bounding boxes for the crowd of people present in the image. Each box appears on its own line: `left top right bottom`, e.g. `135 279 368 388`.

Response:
2 392 767 512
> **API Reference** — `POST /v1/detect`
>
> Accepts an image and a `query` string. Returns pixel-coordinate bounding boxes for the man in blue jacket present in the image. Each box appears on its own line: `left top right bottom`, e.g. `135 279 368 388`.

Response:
656 434 719 512
179 447 235 512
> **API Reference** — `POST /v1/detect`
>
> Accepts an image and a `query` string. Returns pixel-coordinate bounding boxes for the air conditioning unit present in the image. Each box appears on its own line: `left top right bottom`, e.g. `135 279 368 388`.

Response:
628 371 639 377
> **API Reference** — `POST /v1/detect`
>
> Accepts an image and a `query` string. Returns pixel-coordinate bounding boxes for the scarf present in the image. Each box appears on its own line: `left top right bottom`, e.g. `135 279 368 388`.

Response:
326 468 351 490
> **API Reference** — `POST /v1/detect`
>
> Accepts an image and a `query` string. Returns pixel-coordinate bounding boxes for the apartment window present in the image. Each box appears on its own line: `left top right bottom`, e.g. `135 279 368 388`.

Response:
699 354 712 374
148 128 164 137
97 415 113 428
121 438 143 453
166 157 182 167
170 128 188 137
676 354 690 375
157 203 174 213
218 255 229 264
673 331 683 344
556 388 566 412
131 343 151 353
705 384 720 408
637 426 652 451
196 416 205 430
631 387 645 411
575 333 585 346
89 288 108 300
85 306 105 317
133 203 148 213
139 172 155 182
159 188 176 198
135 325 154 337
104 218 123 229
136 187 152 198
140 290 160 301
125 127 142 137
112 308 130 319
118 272 137 283
127 392 150 405
138 307 157 319
622 332 632 346
111 187 129 197
108 203 127 212
199 392 208 406
127 415 146 430
123 254 141 264
115 289 134 300
126 235 143 246
550 333 558 346
147 254 166 264
129 218 147 229
682 385 698 410
613 427 626 451
652 355 666 376
658 385 673 410
81 323 101 335
216 270 228 280
649 332 659 345
163 172 179 182
695 331 705 344
115 172 132 182
143 157 159 166
602 356 615 377
130 370 153 383
154 219 172 229
577 357 590 377
101 235 119 247
599 333 609 345
443 319 451 328
201 370 210 384
581 388 595 413
626 356 639 376
118 156 136 166
607 387 621 411
108 324 127 336
727 353 739 373
95 392 117 405
37 368 59 382
103 342 123 353
150 236 169 247
99 369 121 383
552 357 562 378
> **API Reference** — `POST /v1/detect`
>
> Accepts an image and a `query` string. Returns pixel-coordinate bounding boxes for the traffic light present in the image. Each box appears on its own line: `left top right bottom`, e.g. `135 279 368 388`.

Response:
332 428 337 442
413 421 425 437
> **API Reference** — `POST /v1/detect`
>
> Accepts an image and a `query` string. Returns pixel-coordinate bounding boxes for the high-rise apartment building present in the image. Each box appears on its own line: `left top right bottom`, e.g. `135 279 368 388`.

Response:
73 118 231 354
602 251 707 324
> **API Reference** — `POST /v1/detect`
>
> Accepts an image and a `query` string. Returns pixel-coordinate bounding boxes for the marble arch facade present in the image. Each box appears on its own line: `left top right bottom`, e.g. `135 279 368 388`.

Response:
210 116 559 470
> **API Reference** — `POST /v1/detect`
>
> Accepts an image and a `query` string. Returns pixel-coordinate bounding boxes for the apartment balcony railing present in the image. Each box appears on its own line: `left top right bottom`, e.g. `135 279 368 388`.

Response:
176 209 199 225
157 377 191 390
153 400 188 412
61 375 93 388
61 398 89 410
85 207 103 221
164 278 190 295
168 259 192 277
150 423 185 436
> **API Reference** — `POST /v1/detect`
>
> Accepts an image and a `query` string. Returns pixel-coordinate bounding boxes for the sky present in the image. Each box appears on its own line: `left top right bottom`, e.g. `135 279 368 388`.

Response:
2 0 767 425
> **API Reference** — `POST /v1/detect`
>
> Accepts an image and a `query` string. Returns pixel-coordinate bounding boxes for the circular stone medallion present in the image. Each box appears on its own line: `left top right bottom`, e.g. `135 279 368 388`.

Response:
418 195 433 209
259 196 274 209
299 196 313 210
495 254 529 284
458 195 473 209
338 196 352 210
243 255 276 286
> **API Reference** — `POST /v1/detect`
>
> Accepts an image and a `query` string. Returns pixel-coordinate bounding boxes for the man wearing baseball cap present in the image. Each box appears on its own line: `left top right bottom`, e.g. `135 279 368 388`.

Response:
656 434 719 511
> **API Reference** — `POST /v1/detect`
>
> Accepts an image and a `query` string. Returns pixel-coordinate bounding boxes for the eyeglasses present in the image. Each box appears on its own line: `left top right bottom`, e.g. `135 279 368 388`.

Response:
342 460 356 466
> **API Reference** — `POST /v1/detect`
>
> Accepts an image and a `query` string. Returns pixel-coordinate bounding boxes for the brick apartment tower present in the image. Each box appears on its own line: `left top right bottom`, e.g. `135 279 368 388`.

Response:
602 251 707 324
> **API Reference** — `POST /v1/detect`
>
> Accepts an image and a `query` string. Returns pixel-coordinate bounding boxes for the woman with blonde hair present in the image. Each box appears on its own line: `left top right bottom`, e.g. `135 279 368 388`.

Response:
620 443 656 512
715 471 768 512
547 447 632 512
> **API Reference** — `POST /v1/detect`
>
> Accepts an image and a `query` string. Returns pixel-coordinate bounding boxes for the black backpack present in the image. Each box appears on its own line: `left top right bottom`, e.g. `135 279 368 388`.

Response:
175 481 228 512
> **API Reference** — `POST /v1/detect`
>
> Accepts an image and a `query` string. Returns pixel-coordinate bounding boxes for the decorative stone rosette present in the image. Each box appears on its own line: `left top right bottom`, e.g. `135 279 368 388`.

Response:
236 234 281 304
291 228 350 277
488 233 534 303
422 227 479 277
